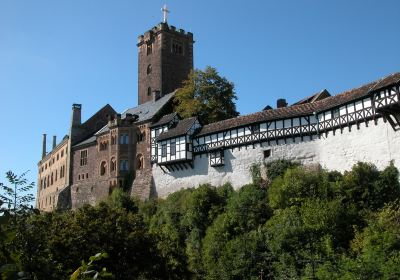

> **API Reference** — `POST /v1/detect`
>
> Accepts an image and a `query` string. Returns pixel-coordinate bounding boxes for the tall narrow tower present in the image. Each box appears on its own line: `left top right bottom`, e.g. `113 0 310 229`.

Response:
137 17 194 105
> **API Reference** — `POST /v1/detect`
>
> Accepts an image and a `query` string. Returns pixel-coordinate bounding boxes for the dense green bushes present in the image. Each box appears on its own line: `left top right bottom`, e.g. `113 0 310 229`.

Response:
1 161 400 279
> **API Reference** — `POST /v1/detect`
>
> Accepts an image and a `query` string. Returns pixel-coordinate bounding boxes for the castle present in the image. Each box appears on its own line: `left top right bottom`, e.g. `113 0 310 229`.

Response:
36 16 400 211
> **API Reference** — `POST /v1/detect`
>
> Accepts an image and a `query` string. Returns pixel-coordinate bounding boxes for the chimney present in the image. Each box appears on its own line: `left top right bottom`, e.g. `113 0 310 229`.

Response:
52 135 57 149
42 134 47 158
71 104 82 126
277 98 288 108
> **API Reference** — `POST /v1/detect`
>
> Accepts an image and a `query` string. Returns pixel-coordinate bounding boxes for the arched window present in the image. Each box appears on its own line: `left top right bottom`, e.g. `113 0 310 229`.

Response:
147 87 152 96
110 157 116 172
51 173 53 185
147 64 152 75
100 161 107 176
136 154 144 170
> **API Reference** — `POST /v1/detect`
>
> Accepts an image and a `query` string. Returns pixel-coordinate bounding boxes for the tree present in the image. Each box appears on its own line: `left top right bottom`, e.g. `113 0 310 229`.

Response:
0 171 34 214
173 66 239 125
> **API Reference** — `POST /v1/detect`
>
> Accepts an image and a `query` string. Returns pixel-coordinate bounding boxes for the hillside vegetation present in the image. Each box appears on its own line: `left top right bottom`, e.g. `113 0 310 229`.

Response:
1 161 400 279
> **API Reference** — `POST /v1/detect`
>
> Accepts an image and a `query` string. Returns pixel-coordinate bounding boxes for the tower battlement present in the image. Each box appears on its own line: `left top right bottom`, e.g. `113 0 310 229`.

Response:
137 23 193 46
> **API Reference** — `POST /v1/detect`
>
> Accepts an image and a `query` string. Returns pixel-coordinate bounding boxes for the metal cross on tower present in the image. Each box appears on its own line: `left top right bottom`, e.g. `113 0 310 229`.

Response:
161 4 170 23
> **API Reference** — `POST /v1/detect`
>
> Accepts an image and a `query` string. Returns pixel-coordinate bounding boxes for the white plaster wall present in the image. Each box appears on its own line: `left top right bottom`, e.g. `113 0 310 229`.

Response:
153 119 400 198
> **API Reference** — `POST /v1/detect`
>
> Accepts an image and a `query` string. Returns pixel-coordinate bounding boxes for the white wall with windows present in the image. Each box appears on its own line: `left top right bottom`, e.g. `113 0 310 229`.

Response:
152 118 400 197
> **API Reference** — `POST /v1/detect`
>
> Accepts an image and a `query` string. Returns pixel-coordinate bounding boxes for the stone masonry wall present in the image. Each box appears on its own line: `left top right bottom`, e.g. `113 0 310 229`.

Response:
152 118 400 198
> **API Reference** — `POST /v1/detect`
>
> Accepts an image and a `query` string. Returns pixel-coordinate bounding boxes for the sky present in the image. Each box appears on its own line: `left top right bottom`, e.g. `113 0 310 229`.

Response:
0 0 399 198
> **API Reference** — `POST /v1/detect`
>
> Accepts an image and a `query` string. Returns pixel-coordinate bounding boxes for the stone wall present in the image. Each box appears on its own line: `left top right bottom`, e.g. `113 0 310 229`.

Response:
37 140 69 211
152 118 400 197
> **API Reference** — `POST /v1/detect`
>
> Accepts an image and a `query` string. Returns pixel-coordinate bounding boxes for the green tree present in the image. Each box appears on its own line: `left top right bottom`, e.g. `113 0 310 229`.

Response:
0 171 35 214
173 66 239 125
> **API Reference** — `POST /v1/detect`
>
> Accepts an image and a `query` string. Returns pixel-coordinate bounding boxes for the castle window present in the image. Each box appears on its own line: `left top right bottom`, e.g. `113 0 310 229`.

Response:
161 144 167 157
80 150 88 166
147 64 152 75
55 170 58 181
263 149 271 159
120 160 129 171
99 141 108 151
51 173 53 185
210 150 224 167
78 174 81 180
61 150 64 157
146 43 152 55
111 135 116 145
57 154 59 161
44 178 46 188
100 161 107 176
86 173 88 179
172 41 183 55
147 87 152 96
120 134 129 145
110 158 116 172
170 142 176 156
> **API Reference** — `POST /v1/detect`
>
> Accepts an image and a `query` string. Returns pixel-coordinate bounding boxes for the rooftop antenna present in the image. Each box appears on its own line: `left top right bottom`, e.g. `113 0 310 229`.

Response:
161 4 170 23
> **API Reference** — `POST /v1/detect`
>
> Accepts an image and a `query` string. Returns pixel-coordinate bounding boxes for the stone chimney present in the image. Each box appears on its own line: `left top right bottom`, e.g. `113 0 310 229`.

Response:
71 104 82 126
42 134 47 158
52 135 57 149
277 98 288 108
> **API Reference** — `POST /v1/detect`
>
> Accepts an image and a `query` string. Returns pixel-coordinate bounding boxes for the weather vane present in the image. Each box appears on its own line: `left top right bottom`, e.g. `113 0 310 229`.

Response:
161 4 170 23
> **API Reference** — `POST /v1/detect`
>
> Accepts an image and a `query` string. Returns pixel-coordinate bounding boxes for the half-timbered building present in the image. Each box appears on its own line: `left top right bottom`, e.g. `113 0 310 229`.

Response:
151 73 400 197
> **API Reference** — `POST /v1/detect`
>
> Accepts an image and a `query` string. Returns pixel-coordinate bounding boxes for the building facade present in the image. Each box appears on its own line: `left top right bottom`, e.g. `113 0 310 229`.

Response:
36 19 400 210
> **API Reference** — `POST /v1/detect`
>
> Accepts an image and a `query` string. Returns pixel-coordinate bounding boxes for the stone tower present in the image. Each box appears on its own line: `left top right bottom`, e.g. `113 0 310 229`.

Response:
137 22 194 105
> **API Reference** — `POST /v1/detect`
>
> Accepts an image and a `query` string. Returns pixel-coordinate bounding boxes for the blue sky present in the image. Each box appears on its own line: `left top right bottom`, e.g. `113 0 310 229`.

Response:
1 0 399 197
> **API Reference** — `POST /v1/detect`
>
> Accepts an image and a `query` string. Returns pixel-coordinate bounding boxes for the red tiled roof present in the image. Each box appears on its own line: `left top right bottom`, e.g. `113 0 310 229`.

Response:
197 72 400 136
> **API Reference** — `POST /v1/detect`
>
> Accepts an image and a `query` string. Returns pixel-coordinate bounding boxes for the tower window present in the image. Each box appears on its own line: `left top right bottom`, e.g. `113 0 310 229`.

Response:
119 134 129 145
146 43 152 55
147 64 152 75
172 41 183 55
147 87 152 96
120 160 129 171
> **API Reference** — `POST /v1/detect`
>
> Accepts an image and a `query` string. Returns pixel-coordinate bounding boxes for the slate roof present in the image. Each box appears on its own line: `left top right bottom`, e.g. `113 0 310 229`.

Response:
150 112 179 128
74 92 175 147
197 72 400 137
73 135 96 148
157 117 198 141
122 92 175 123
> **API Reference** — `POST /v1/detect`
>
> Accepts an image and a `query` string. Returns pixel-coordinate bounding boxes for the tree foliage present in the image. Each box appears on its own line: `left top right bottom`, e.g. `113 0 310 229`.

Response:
1 161 400 279
0 171 35 214
173 66 239 125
